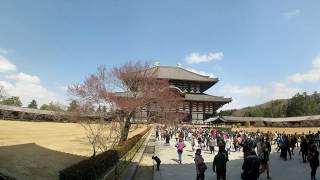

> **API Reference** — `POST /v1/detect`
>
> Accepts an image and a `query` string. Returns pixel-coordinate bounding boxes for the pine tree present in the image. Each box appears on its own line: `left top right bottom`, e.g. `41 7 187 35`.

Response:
27 99 38 109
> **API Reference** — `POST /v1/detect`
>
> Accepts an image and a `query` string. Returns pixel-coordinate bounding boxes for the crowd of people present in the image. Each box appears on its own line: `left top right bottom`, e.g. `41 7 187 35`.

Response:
155 126 320 180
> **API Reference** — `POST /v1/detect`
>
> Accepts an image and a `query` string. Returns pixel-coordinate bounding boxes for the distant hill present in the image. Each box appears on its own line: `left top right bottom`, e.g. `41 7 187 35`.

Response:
219 92 320 117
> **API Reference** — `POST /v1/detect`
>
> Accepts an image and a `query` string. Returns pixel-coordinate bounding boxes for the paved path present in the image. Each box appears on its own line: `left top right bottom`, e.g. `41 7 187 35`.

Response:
154 138 318 180
133 132 155 180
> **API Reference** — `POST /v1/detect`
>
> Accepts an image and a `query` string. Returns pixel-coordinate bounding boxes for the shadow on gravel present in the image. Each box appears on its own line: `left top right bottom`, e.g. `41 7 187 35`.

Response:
0 143 86 180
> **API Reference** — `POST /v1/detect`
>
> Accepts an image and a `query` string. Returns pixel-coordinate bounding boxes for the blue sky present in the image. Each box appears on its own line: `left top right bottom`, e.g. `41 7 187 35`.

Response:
0 0 320 109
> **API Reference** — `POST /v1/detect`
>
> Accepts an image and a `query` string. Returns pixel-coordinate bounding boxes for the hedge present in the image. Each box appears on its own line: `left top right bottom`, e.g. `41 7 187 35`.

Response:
215 127 232 132
59 126 151 180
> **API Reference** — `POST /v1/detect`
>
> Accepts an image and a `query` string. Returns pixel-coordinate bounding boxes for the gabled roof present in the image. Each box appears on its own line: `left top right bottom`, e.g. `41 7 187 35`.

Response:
0 104 107 118
185 93 232 103
204 116 225 123
150 66 219 82
114 91 232 104
0 104 56 115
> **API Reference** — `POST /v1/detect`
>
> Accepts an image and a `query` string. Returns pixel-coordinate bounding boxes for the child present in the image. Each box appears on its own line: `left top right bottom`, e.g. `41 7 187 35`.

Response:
175 139 186 164
152 155 161 171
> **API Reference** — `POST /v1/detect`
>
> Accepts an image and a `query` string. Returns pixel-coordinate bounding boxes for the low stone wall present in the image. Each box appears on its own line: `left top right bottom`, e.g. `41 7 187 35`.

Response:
103 128 152 180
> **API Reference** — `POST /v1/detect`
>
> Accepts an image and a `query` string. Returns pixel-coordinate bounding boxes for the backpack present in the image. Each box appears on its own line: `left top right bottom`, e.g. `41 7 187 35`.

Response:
198 162 207 173
177 143 184 152
248 157 260 179
241 155 260 179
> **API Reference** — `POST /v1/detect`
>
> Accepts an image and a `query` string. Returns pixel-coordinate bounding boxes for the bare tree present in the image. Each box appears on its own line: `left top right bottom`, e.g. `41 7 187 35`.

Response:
69 61 184 143
79 118 121 157
0 85 7 101
64 101 121 157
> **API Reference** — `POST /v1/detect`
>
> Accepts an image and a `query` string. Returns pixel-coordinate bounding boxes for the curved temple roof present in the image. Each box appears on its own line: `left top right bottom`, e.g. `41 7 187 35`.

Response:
185 93 232 103
150 66 218 82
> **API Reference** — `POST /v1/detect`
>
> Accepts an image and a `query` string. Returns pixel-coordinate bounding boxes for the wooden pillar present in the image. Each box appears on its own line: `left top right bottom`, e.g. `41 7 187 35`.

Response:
202 102 205 121
189 101 192 123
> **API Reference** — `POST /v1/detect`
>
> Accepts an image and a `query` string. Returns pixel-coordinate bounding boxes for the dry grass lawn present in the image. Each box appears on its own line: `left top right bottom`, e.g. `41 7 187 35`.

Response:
0 120 147 180
232 127 320 134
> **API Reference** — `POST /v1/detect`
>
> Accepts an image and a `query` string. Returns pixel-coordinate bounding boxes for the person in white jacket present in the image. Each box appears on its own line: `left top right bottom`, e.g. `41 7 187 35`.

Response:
225 138 232 155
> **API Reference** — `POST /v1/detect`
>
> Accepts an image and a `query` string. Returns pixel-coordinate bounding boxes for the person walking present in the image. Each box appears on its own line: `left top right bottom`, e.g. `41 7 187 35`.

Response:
175 138 186 164
225 138 232 155
285 135 292 160
165 131 171 144
280 135 289 160
191 135 196 151
241 136 251 158
233 135 238 152
301 136 309 163
259 138 271 179
156 128 160 141
241 150 260 180
308 144 319 180
291 134 298 155
209 136 216 154
175 131 180 142
195 149 207 180
213 146 229 180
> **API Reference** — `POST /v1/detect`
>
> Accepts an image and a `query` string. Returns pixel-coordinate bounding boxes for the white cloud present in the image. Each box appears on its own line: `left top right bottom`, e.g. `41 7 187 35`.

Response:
221 85 263 97
0 53 65 106
185 52 224 64
0 81 14 90
0 48 8 54
58 85 68 92
186 68 216 78
288 56 320 83
219 98 245 111
264 82 301 100
0 80 61 106
222 82 300 99
219 82 301 109
0 55 16 73
6 72 41 84
284 9 301 18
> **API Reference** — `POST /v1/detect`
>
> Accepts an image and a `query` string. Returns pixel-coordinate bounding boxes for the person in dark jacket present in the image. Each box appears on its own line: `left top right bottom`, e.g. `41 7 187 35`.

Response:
283 135 291 160
241 137 250 158
301 136 309 163
259 138 271 179
152 155 161 171
290 134 298 155
308 144 319 180
213 146 229 180
195 149 206 180
156 128 160 141
241 150 260 180
280 135 291 160
165 131 170 144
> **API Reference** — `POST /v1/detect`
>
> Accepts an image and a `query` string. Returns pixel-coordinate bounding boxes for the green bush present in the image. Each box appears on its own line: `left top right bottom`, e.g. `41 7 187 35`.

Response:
116 127 150 157
59 150 119 180
216 127 232 132
59 126 151 180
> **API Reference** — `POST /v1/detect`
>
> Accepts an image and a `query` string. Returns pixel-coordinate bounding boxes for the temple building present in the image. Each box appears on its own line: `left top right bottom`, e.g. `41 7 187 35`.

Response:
149 64 232 123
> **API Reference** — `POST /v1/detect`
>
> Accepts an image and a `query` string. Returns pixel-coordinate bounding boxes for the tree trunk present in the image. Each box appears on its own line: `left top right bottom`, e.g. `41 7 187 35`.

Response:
92 145 96 157
119 111 135 142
